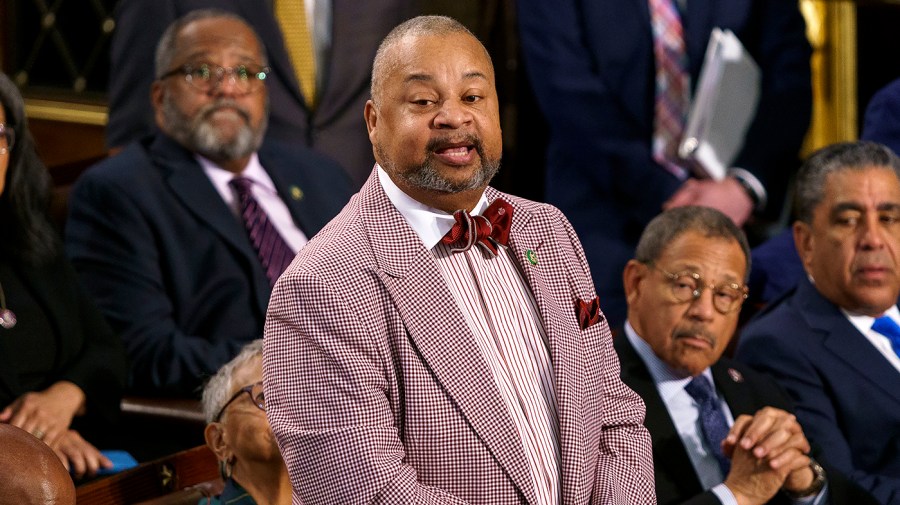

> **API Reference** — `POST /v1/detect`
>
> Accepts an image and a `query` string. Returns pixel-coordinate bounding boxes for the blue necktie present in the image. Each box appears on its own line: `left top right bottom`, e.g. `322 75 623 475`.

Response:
871 315 900 358
685 375 731 476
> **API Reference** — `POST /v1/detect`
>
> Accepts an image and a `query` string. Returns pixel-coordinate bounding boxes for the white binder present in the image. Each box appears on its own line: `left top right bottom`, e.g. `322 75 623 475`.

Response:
678 28 761 180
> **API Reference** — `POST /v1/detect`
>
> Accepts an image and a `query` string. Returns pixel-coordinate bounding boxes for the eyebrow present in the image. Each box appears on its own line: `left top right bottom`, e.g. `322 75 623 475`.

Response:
831 202 900 213
403 71 489 84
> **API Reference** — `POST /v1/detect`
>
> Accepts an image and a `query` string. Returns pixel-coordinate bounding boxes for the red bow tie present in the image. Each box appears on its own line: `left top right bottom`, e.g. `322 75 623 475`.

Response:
441 199 513 257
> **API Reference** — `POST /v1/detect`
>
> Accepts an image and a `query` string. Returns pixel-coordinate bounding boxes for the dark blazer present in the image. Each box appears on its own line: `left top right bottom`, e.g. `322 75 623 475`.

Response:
0 251 126 437
65 133 354 397
616 331 880 505
107 0 409 187
737 277 900 504
862 77 900 155
517 0 812 325
614 332 795 505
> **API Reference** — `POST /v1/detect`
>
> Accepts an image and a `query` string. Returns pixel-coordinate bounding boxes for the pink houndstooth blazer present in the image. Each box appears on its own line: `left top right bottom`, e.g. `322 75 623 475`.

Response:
263 170 656 504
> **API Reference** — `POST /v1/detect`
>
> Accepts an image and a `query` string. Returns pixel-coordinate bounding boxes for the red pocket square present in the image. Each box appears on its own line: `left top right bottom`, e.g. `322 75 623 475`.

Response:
576 297 604 330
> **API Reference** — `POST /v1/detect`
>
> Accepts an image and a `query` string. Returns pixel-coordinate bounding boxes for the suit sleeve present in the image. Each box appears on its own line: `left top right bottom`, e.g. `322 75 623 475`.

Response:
736 324 900 503
263 269 467 504
65 170 247 396
517 0 681 227
731 0 812 217
56 256 127 426
106 0 177 149
554 206 657 502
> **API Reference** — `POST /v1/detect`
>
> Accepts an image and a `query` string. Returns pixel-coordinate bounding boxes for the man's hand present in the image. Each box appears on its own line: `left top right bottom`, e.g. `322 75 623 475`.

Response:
0 381 86 446
721 407 815 505
663 177 754 226
53 429 113 479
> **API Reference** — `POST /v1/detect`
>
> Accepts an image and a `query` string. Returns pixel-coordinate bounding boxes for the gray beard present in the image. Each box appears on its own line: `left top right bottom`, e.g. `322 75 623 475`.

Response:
161 95 267 161
376 136 501 194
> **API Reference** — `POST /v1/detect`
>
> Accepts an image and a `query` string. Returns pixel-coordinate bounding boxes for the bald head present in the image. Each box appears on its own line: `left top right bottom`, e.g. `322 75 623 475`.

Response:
0 425 75 505
370 15 490 106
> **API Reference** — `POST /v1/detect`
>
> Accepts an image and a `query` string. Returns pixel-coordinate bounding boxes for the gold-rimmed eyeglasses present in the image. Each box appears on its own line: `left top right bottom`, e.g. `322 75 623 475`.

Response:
159 63 270 94
214 381 265 421
647 263 748 314
0 123 15 155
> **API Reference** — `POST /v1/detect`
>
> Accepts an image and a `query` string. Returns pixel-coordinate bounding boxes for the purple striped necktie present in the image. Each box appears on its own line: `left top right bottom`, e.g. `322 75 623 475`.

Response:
229 176 295 286
649 0 690 180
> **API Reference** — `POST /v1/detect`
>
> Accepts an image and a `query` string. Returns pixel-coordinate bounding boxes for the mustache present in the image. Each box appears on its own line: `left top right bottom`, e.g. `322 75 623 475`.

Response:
672 326 718 348
197 99 251 123
426 133 483 154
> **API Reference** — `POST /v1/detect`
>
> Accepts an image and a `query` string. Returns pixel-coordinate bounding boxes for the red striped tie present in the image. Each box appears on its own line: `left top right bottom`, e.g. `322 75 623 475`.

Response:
230 176 295 286
649 0 690 179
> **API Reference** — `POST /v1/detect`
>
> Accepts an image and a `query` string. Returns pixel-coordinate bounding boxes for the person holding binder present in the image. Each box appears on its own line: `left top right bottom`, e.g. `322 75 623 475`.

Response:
517 0 812 327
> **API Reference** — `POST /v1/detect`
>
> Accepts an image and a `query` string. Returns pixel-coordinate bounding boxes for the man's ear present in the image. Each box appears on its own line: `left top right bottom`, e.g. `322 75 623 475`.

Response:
364 100 378 140
150 81 167 130
793 221 815 276
623 259 647 305
204 422 230 462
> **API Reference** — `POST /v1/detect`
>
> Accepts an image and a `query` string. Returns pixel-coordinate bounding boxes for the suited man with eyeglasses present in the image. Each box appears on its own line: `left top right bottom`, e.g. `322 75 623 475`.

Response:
614 206 878 505
66 10 353 398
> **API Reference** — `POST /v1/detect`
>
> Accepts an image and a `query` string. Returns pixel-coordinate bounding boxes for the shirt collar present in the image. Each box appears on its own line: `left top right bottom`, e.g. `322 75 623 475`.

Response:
624 320 715 403
196 152 277 194
842 304 900 333
377 164 488 249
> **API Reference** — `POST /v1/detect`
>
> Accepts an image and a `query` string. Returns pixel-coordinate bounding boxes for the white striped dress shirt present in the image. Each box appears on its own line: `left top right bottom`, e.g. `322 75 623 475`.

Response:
377 166 561 505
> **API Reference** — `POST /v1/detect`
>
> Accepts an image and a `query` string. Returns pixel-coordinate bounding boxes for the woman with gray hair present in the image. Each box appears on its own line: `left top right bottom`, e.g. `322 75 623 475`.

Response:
201 339 291 505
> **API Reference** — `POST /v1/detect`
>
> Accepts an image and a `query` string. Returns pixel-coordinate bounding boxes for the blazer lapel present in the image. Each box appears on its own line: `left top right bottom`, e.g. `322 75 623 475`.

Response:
497 192 588 503
149 136 270 312
359 178 537 503
796 280 900 405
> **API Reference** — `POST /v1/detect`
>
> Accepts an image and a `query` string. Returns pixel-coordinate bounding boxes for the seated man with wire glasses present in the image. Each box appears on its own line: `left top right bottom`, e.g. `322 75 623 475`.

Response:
202 339 290 505
613 206 872 505
65 9 354 397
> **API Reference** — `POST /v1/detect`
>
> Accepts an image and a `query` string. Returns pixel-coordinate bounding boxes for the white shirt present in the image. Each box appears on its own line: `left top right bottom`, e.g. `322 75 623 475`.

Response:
624 323 824 505
842 305 900 373
197 152 308 252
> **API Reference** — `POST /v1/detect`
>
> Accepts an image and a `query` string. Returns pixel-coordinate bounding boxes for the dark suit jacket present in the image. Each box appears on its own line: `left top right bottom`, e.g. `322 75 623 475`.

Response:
737 277 900 504
65 133 354 397
517 0 812 325
0 251 126 439
616 331 881 505
862 77 900 156
107 0 409 187
615 332 796 504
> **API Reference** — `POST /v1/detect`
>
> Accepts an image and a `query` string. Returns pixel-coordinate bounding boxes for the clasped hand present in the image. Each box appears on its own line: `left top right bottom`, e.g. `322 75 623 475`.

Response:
721 407 817 505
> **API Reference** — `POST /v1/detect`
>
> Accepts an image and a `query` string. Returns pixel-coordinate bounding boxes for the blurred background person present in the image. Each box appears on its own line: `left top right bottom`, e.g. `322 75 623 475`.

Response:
201 340 290 505
517 0 813 326
0 71 127 478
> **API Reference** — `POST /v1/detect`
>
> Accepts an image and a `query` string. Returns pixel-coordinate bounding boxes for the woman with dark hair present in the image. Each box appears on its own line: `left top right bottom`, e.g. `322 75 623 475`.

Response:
0 71 127 478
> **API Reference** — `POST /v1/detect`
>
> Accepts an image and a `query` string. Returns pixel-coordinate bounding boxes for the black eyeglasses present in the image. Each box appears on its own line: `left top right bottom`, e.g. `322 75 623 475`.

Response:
648 264 748 314
160 63 270 94
214 381 265 421
0 123 15 155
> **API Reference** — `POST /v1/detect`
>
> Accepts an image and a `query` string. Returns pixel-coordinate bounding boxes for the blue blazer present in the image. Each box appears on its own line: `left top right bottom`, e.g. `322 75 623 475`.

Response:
517 0 812 325
65 133 354 397
107 0 409 186
862 77 900 156
737 277 900 503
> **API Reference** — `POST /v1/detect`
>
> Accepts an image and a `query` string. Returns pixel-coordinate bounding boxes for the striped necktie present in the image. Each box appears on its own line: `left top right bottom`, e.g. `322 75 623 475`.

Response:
649 0 690 179
684 375 732 476
230 176 296 286
275 0 317 108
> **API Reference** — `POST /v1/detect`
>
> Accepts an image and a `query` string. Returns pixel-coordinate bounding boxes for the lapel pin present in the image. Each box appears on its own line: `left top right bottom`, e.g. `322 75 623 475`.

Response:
727 368 744 383
526 249 538 265
290 185 304 201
